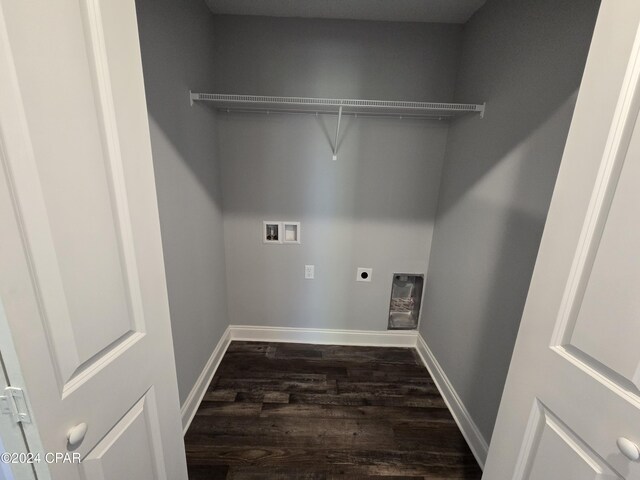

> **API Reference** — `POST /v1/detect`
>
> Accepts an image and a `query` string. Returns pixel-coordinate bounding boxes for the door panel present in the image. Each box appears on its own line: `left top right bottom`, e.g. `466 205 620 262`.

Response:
0 0 187 478
563 110 640 388
485 2 640 479
7 0 149 389
515 402 621 480
2 0 148 390
82 388 166 480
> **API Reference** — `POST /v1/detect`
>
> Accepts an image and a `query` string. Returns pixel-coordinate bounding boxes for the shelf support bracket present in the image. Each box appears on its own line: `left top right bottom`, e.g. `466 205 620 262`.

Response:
332 105 343 161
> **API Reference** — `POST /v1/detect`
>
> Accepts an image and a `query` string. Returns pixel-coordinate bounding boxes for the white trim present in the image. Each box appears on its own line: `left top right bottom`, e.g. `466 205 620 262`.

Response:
228 325 418 347
415 333 489 469
180 326 232 434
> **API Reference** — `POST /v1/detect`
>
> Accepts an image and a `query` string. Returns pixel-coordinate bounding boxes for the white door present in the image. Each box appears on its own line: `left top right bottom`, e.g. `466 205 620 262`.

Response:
485 1 640 479
0 0 187 478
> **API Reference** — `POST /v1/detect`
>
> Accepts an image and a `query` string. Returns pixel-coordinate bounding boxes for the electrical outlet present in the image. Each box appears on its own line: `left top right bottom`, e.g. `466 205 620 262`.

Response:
304 265 315 279
357 267 372 282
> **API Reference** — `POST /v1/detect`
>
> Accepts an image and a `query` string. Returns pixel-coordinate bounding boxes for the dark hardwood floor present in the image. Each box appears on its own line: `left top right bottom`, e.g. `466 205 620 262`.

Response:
185 341 482 479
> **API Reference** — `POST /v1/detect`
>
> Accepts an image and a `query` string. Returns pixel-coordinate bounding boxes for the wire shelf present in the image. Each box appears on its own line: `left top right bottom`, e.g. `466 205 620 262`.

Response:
190 92 485 119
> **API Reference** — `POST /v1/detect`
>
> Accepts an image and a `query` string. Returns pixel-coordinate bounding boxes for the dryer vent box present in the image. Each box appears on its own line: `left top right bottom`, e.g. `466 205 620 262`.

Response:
388 274 423 330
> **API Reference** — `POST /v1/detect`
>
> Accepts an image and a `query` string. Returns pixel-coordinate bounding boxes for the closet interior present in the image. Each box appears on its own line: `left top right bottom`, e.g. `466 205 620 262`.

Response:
134 0 601 469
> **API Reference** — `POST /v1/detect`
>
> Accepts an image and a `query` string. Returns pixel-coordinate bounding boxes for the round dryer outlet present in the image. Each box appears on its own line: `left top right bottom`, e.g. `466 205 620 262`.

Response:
356 268 373 282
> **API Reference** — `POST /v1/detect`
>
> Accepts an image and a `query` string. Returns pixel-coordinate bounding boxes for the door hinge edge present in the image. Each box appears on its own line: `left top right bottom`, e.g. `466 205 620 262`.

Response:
0 386 31 424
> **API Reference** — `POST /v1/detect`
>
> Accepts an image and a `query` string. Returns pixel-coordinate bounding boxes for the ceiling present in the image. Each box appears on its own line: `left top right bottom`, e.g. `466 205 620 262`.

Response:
204 0 487 24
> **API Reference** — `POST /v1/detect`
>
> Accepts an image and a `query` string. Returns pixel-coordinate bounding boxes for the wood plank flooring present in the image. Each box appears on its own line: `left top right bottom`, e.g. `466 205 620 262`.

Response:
185 341 482 479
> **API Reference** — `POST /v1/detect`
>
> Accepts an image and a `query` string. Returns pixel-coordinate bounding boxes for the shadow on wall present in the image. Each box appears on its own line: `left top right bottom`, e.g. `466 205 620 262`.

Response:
143 82 223 214
463 94 581 439
135 0 231 404
423 88 586 442
469 91 578 416
420 0 601 443
211 16 461 101
135 0 223 210
438 2 599 218
214 110 449 222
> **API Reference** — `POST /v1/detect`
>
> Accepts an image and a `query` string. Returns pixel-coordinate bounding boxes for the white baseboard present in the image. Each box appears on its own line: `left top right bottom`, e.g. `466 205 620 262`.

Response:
180 326 232 434
415 333 489 469
228 324 418 347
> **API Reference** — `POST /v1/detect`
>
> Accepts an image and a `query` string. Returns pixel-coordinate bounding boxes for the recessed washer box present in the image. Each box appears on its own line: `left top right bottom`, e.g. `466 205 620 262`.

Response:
263 221 301 244
357 267 372 282
263 221 282 244
282 222 301 244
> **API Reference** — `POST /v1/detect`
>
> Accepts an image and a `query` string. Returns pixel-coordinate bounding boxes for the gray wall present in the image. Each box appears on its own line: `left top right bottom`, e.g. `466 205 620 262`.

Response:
419 0 600 442
213 16 461 100
135 0 229 405
214 17 461 330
